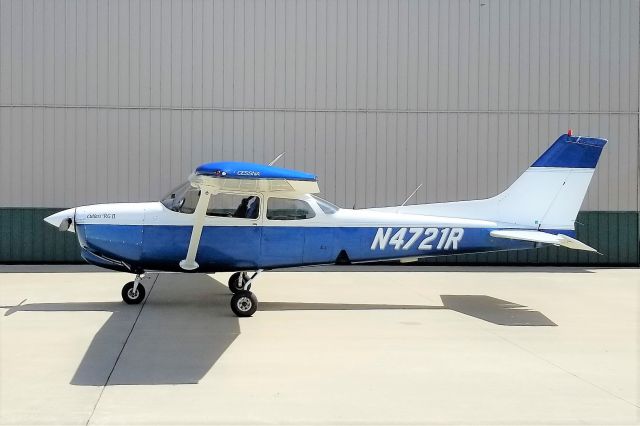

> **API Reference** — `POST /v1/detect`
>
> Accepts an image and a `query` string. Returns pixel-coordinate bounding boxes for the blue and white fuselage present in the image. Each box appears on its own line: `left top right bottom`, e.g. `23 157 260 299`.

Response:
68 201 534 273
44 133 607 316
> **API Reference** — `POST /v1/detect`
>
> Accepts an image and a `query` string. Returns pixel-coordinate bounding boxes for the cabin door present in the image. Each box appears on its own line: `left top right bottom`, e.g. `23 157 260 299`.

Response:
259 196 314 267
199 192 262 270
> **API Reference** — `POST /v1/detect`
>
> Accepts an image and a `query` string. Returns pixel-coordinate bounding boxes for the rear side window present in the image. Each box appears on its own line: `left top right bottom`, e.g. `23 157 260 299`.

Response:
266 198 316 220
312 195 339 214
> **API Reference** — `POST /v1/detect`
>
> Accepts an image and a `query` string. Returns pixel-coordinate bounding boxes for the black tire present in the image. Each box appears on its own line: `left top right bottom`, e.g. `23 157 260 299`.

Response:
230 290 258 317
228 272 251 293
122 281 146 304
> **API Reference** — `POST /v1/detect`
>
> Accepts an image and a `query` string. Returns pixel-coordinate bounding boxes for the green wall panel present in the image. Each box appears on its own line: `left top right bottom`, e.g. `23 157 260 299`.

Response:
0 208 83 263
419 211 639 266
0 209 637 266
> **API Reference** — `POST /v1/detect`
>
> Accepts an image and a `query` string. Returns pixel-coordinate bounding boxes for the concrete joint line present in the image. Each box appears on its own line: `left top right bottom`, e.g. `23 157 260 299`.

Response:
85 274 159 426
488 330 640 410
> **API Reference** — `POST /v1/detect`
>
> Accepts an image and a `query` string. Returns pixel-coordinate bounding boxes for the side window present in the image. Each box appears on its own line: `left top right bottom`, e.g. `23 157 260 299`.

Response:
266 198 316 220
207 193 260 219
311 195 340 214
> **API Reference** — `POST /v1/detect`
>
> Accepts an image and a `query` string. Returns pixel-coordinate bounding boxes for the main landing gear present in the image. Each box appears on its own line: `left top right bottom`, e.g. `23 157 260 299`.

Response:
119 271 260 317
228 270 262 317
122 274 146 304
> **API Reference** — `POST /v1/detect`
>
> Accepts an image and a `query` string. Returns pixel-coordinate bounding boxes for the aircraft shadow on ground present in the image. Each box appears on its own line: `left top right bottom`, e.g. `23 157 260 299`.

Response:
3 274 556 386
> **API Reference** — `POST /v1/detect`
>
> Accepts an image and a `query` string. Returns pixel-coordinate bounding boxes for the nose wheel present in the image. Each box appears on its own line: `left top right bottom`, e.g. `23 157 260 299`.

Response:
121 274 146 304
228 270 262 317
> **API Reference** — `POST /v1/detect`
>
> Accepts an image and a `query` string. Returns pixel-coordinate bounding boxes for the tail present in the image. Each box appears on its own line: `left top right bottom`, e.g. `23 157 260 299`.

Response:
380 132 607 230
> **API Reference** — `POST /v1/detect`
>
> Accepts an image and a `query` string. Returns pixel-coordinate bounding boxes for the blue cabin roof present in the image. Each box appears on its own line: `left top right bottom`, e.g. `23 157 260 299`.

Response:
195 161 317 181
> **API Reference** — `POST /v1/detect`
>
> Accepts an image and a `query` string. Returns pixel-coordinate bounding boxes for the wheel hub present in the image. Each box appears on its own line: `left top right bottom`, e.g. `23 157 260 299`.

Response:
237 296 252 312
127 288 139 299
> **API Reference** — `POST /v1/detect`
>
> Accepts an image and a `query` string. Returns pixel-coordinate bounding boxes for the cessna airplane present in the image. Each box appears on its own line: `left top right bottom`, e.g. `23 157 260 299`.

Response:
45 131 606 317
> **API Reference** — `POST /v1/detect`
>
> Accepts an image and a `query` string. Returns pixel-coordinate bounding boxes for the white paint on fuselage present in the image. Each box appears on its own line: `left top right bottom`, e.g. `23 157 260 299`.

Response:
371 167 594 230
70 196 517 230
51 165 595 233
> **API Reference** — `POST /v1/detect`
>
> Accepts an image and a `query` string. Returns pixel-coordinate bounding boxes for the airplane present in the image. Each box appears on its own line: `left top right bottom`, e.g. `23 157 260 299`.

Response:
44 131 606 317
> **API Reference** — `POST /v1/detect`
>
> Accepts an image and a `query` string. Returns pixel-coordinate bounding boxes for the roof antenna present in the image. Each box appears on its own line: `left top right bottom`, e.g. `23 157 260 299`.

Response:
268 152 285 166
401 183 423 206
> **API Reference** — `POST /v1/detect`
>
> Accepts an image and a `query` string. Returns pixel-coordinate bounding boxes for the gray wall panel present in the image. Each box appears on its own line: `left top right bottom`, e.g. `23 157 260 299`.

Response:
0 0 637 214
2 108 637 209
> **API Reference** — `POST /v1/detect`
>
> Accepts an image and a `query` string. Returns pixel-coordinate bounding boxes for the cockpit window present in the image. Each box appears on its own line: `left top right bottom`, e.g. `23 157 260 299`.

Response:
207 193 260 219
311 195 340 214
266 198 316 220
160 182 200 214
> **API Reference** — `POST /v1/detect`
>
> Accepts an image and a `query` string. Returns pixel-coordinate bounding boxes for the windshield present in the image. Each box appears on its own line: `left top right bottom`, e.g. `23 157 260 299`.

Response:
311 195 340 214
160 182 200 214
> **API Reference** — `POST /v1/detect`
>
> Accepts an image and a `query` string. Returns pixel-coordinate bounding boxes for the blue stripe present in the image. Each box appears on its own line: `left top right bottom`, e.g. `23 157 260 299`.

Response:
531 134 607 168
76 224 550 272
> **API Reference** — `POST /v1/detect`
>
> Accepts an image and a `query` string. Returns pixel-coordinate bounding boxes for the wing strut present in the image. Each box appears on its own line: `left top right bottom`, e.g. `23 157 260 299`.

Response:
179 189 213 270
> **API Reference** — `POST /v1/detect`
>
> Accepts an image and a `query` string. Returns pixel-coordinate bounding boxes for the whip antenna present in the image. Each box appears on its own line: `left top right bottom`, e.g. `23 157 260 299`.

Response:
401 184 423 206
268 152 286 166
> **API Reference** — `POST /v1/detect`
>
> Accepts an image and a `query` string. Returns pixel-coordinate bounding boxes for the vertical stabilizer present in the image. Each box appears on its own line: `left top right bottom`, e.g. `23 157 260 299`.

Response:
374 133 607 230
501 133 607 229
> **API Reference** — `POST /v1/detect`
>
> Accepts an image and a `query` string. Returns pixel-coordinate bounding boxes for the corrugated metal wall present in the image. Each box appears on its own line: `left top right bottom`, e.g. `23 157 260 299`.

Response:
0 0 638 264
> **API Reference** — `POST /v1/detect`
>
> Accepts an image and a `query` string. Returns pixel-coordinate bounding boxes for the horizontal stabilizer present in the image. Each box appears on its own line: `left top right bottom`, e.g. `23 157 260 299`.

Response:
490 230 598 252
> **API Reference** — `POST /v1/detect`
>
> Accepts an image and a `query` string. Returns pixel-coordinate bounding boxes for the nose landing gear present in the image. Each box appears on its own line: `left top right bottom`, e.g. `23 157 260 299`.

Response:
228 270 262 317
121 274 146 304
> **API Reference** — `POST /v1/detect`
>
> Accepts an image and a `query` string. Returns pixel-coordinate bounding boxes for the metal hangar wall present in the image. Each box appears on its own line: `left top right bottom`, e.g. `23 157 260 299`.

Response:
0 0 638 265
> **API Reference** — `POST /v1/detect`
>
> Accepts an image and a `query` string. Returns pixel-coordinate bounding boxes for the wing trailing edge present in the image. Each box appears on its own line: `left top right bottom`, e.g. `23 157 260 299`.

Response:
490 230 598 252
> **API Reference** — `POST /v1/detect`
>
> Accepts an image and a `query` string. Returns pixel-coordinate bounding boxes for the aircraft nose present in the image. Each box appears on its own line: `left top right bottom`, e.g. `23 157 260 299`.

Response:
44 208 76 231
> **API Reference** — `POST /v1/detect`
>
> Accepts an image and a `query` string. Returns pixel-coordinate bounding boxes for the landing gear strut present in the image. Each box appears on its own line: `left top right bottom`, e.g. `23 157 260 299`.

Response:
228 272 250 293
228 270 262 317
122 274 146 304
